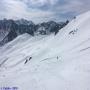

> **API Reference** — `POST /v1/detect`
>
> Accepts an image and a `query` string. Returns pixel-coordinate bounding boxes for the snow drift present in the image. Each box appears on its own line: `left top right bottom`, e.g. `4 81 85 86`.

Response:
0 11 90 90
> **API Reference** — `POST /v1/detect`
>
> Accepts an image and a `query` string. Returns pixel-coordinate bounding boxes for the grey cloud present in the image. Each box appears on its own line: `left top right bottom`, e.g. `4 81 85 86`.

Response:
0 0 90 23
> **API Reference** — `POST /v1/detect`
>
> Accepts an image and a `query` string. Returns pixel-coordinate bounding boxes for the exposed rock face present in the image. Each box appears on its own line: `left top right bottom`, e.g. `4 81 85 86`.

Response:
0 19 68 46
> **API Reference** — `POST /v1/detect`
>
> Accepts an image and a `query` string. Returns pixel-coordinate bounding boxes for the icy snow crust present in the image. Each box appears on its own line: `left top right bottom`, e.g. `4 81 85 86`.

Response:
0 11 90 90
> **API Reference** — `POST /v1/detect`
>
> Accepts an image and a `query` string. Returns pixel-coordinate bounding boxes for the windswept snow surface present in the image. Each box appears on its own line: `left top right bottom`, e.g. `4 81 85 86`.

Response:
0 11 90 90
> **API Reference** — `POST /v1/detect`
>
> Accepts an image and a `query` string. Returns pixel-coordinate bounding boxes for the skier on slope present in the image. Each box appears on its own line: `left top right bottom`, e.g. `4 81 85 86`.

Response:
57 56 59 60
24 59 28 64
29 57 32 60
24 56 32 64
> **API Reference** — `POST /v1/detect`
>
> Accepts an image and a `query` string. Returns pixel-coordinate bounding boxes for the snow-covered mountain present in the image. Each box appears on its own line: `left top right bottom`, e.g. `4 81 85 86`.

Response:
0 11 90 90
0 19 66 46
35 21 67 35
15 19 34 26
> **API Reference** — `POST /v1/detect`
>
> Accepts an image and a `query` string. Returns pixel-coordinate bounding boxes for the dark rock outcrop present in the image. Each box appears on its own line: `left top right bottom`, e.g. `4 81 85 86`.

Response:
0 19 69 46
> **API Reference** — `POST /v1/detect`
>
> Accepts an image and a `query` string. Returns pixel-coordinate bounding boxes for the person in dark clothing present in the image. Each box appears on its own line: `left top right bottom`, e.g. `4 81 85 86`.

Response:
57 56 59 60
24 56 32 64
24 59 28 64
29 57 32 60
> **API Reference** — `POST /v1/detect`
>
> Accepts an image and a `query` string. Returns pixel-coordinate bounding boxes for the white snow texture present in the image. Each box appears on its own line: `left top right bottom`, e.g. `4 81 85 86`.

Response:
0 11 90 90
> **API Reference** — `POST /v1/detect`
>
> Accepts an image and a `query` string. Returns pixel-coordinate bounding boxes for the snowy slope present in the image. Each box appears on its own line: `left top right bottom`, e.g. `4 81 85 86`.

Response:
0 11 90 90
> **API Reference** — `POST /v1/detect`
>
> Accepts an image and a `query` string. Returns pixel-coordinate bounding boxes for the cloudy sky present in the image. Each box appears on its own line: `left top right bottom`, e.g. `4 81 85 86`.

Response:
0 0 90 23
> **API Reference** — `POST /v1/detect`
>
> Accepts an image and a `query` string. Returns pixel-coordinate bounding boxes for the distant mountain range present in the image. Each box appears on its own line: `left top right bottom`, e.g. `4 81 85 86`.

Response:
0 19 69 46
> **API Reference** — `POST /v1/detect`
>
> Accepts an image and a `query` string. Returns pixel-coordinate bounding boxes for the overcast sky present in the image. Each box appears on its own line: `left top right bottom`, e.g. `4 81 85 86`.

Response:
0 0 90 23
